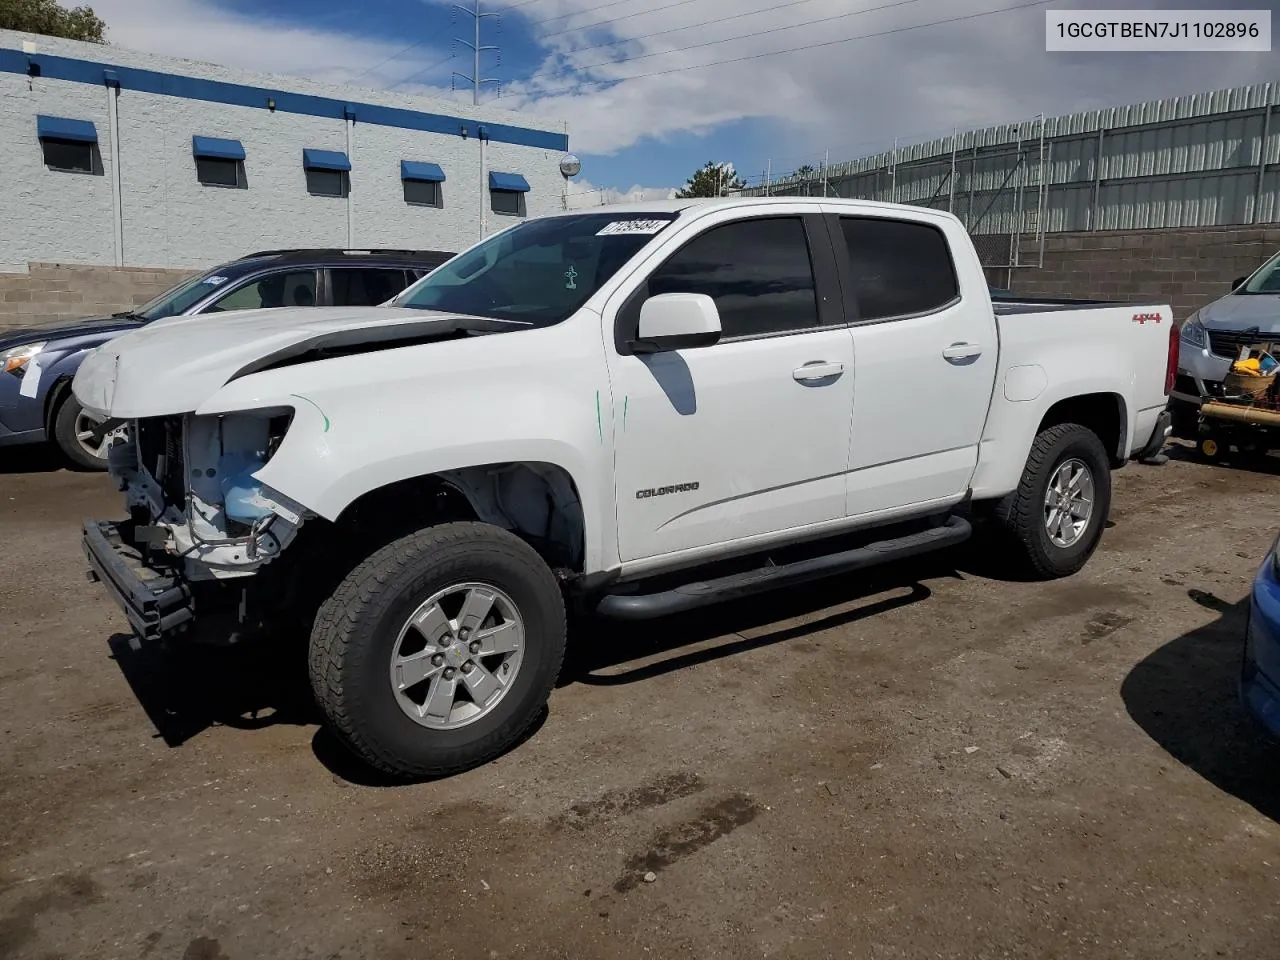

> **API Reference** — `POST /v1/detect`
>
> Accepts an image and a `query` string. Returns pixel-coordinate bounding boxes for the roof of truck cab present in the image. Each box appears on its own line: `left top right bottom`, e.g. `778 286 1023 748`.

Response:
546 196 961 218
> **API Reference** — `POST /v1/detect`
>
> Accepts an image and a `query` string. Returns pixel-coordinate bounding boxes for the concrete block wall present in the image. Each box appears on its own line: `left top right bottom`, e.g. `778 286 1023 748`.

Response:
0 262 195 331
1004 225 1280 321
0 29 569 273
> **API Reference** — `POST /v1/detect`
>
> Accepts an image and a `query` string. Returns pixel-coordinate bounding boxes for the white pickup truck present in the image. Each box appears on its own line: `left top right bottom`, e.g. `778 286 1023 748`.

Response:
74 197 1178 779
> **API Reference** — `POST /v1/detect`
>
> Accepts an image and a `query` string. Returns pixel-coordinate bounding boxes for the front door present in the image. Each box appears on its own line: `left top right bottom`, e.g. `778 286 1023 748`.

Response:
828 211 998 517
605 211 855 563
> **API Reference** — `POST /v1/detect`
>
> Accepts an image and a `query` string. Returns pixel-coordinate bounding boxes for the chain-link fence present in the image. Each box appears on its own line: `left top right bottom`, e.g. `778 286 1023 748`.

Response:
741 120 1049 273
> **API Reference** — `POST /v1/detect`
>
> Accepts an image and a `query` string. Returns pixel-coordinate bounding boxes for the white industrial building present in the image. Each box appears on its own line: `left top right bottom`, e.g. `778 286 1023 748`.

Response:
0 29 571 272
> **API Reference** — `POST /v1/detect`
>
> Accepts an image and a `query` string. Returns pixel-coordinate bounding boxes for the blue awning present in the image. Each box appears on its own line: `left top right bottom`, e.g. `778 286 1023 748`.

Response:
36 115 97 143
303 148 351 171
192 136 245 161
488 171 530 193
401 161 446 183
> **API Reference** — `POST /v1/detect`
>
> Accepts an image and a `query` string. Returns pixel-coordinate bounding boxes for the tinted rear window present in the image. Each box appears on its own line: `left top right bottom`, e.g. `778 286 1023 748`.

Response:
839 217 959 321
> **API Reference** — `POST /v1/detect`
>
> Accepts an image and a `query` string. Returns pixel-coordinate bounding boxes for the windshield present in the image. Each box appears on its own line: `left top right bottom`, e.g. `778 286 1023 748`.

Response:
1238 250 1280 295
396 212 680 325
134 269 237 320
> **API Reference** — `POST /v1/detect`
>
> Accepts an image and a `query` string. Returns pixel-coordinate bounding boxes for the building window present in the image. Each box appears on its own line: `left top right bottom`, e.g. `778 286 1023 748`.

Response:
303 148 351 198
197 158 241 187
192 136 246 188
404 180 440 206
401 160 445 208
488 171 529 217
36 115 101 175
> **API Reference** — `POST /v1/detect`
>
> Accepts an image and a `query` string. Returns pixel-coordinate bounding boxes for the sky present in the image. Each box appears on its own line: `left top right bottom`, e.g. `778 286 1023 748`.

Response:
82 0 1280 206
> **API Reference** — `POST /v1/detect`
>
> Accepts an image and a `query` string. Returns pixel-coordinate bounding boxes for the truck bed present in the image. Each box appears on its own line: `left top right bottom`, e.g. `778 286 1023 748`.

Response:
992 296 1161 316
967 298 1175 499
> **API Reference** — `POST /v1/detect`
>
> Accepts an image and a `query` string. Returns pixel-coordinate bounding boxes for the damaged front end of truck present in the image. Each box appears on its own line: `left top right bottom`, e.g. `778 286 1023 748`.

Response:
85 407 315 643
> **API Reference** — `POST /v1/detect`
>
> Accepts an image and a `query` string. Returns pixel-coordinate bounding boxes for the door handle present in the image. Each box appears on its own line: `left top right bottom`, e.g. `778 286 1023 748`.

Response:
942 342 983 362
792 361 845 382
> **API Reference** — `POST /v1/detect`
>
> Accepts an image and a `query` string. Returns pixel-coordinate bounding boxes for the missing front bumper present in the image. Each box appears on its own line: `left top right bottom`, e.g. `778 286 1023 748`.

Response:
82 519 194 642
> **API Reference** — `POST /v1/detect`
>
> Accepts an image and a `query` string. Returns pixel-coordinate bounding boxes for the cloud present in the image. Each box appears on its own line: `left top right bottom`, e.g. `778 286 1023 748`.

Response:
85 0 1280 189
497 0 1280 168
564 177 676 209
89 0 449 88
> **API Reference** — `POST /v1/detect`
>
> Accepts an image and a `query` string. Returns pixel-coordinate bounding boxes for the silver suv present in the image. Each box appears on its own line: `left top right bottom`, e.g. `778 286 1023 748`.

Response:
1172 253 1280 430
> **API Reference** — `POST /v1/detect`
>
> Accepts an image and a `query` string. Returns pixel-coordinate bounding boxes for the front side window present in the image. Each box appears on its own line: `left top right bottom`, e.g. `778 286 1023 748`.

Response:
330 268 413 306
397 212 678 326
839 216 959 321
205 271 318 312
645 217 820 339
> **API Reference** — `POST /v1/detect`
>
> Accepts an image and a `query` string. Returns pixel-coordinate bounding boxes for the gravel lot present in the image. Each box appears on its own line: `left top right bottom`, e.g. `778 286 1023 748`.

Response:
2 443 1279 960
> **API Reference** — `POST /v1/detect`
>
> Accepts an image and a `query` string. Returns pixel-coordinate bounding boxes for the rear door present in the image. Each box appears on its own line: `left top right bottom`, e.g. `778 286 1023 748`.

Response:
326 267 415 306
826 210 997 517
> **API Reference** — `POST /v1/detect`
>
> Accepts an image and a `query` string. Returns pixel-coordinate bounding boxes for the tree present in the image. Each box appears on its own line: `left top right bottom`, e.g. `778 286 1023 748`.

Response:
675 161 746 198
0 0 107 43
794 164 816 179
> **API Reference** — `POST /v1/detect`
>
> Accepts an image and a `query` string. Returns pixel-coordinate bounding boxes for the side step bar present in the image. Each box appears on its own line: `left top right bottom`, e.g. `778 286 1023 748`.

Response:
595 515 971 620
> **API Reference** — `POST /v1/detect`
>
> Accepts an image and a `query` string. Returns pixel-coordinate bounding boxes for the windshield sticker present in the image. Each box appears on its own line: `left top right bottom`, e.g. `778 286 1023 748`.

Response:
596 219 670 236
202 275 229 286
564 265 578 290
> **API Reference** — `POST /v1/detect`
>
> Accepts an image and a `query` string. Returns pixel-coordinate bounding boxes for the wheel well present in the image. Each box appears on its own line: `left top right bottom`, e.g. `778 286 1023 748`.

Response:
1038 393 1126 465
328 463 587 574
44 376 74 435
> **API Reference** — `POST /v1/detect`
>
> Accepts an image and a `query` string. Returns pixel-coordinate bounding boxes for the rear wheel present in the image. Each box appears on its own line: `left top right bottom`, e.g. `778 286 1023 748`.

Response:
308 521 566 780
52 393 126 471
993 423 1112 579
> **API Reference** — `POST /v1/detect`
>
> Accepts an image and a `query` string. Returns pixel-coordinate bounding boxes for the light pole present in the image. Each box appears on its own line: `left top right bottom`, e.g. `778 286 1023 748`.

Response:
559 153 581 210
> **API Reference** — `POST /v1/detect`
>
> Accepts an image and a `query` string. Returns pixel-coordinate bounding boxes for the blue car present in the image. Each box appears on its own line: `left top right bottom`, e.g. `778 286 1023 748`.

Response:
0 248 450 469
1242 532 1280 737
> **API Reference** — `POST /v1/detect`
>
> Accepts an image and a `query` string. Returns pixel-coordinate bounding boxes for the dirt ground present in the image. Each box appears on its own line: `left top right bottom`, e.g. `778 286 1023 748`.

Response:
3 442 1280 960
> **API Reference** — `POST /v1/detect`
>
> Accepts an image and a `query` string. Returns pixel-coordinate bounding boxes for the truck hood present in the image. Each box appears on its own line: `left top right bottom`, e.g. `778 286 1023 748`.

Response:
1199 293 1280 333
72 305 525 419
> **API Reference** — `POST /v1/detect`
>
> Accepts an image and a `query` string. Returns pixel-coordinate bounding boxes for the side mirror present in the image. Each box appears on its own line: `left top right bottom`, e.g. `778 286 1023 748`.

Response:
1233 276 1248 291
630 293 722 354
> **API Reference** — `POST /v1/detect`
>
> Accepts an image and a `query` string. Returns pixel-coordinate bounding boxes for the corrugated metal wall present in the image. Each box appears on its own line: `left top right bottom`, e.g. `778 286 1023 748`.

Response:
744 81 1280 247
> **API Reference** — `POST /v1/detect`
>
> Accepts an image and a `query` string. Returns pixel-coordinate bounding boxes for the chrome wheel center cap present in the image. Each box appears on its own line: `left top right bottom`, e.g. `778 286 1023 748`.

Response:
444 643 469 667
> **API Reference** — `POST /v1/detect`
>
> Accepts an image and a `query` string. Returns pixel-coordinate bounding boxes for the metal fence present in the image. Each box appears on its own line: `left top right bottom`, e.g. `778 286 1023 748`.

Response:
739 81 1280 272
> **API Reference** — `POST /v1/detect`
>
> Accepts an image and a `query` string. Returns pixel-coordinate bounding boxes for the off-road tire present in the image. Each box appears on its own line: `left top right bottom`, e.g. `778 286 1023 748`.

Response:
308 521 566 780
992 423 1112 580
52 393 110 471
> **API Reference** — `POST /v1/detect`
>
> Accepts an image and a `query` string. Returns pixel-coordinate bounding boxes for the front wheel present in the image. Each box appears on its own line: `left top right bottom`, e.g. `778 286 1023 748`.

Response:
52 393 127 471
993 423 1112 580
308 521 566 780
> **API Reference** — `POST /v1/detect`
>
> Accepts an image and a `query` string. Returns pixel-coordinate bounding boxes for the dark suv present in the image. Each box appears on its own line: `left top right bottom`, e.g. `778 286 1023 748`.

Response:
0 248 453 469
